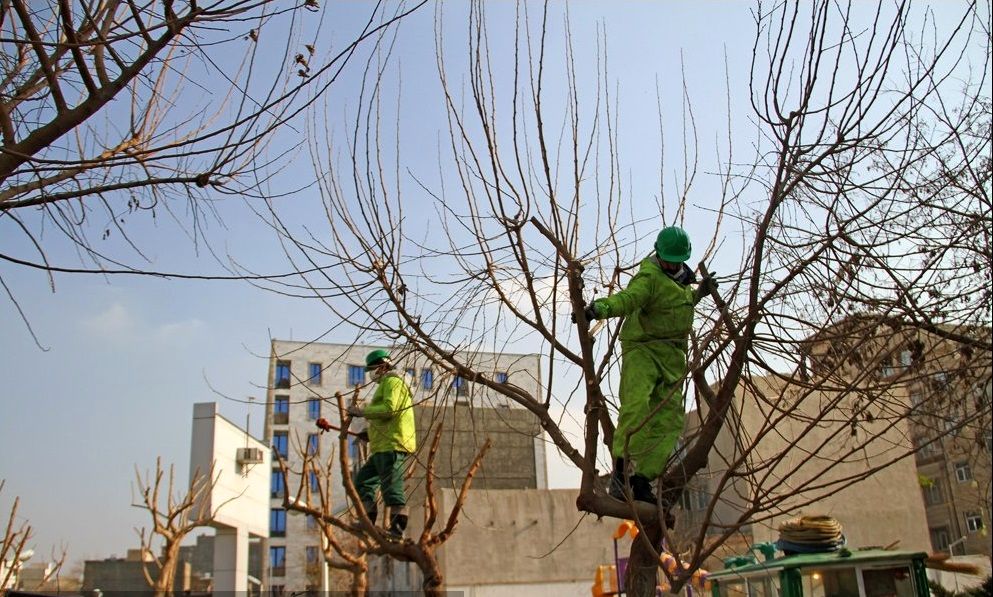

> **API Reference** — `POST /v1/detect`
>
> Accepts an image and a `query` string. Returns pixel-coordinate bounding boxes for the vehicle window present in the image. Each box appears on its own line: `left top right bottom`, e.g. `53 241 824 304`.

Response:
862 566 915 597
803 568 860 597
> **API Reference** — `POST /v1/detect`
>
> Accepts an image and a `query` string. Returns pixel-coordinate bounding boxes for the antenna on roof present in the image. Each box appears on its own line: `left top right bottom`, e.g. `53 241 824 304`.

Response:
246 396 255 445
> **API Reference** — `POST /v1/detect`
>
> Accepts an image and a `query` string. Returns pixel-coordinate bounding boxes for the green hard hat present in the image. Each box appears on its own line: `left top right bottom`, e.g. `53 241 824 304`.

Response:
654 226 692 263
364 348 392 370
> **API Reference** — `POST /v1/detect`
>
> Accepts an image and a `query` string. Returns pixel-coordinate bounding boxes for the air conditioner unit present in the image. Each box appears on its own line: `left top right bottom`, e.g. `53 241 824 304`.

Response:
237 447 265 464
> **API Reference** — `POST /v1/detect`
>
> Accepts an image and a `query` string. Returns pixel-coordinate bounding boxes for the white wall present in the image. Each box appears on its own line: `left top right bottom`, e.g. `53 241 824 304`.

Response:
189 402 270 537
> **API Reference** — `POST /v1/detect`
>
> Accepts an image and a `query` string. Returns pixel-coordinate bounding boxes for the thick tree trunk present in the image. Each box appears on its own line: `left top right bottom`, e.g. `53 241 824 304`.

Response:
625 524 662 597
416 551 445 597
349 565 368 596
152 540 181 597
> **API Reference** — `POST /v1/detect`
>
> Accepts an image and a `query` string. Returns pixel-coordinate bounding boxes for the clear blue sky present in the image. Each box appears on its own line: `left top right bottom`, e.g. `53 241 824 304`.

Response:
0 0 984 567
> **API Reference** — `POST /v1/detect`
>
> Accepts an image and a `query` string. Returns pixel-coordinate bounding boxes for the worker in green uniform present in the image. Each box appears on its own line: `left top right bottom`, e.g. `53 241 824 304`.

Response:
582 226 716 504
347 349 416 539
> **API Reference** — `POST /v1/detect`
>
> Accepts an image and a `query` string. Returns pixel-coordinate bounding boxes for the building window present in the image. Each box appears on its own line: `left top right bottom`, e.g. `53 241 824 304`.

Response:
271 469 285 498
306 545 320 565
309 470 319 493
955 462 972 483
347 365 365 387
271 585 285 596
269 546 286 577
879 358 897 378
347 435 363 474
306 515 318 530
930 526 951 552
273 395 289 425
421 368 434 390
307 433 319 455
307 398 321 420
922 480 944 506
453 375 468 397
944 406 964 432
899 349 913 369
965 511 984 533
916 436 940 459
308 362 322 385
270 508 286 537
347 435 362 464
275 360 291 389
272 432 288 458
406 367 416 381
495 371 508 383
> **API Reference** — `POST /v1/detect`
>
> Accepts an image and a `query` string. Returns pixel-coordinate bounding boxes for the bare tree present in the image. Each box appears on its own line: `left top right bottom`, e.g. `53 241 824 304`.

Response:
277 389 491 596
132 458 225 597
1 481 32 596
252 1 990 595
1 480 66 596
0 0 428 347
0 479 66 595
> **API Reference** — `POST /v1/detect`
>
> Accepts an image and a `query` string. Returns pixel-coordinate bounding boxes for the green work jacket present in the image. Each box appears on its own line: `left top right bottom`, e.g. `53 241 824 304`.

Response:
364 373 416 455
593 256 696 374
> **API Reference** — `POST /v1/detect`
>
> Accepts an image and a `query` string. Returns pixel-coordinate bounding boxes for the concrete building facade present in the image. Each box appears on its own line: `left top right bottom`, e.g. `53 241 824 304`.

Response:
673 317 991 565
189 402 271 594
263 340 547 593
370 488 630 595
82 549 191 595
904 350 991 557
673 373 932 565
801 318 992 557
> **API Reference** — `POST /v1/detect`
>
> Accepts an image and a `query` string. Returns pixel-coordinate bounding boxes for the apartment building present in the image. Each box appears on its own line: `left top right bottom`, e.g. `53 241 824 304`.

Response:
673 316 991 563
807 317 991 556
672 373 932 566
904 351 991 555
263 340 546 593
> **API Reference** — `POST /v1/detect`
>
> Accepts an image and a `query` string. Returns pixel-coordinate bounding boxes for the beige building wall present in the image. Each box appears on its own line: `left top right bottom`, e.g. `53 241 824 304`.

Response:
800 317 992 556
676 373 930 556
910 369 991 556
370 488 626 594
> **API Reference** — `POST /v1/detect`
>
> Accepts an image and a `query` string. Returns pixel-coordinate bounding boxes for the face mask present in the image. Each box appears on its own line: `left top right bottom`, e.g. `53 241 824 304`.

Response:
370 368 385 383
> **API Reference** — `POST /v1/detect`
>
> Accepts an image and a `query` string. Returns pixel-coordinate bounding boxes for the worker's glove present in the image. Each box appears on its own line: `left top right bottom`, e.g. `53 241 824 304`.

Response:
699 274 718 295
571 302 600 324
697 274 719 299
347 404 365 418
315 417 333 432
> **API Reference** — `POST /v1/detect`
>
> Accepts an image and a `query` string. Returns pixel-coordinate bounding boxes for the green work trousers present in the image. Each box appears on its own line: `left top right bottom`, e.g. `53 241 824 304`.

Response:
354 450 408 507
611 341 686 479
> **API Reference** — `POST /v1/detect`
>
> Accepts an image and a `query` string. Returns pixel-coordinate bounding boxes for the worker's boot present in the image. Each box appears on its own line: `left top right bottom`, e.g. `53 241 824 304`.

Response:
629 474 657 505
387 507 408 542
608 458 628 500
361 501 377 526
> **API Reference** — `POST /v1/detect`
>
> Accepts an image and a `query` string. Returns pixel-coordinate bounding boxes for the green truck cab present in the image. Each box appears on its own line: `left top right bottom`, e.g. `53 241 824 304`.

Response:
708 550 930 597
